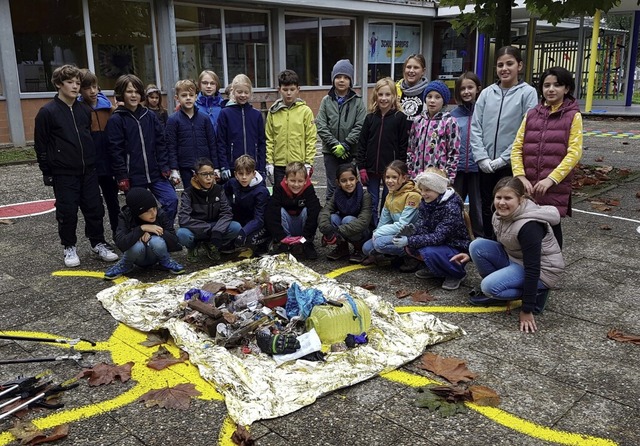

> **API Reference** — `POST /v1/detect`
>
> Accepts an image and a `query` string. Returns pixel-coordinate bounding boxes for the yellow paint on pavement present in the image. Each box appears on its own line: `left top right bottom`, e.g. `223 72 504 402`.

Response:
324 263 371 279
218 415 243 446
395 301 521 313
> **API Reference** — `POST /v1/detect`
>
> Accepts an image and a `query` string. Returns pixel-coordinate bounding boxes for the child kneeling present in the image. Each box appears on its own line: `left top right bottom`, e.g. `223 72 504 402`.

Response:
318 164 372 262
105 188 183 279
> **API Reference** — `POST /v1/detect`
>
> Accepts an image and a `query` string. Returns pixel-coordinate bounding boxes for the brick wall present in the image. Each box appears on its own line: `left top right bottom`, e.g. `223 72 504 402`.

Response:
0 101 8 144
21 97 50 142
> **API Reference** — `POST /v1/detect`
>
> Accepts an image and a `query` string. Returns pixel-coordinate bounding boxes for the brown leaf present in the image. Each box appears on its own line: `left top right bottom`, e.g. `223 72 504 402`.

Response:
201 281 225 294
0 219 14 225
418 352 477 384
581 177 600 186
359 283 376 291
594 156 604 162
139 383 201 410
139 330 170 347
591 203 611 212
231 424 255 446
428 384 470 402
8 421 42 444
395 289 411 299
604 198 620 206
469 385 501 407
29 425 69 445
76 362 133 386
147 346 189 370
411 290 436 302
619 168 631 176
599 224 612 230
636 191 640 199
607 328 640 345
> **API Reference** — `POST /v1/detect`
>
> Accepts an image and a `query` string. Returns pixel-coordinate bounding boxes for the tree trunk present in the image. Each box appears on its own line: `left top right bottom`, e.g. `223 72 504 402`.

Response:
494 0 512 50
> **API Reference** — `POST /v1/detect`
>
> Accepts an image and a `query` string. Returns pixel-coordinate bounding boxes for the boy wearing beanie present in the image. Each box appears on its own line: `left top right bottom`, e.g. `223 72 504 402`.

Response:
316 59 367 200
105 187 184 279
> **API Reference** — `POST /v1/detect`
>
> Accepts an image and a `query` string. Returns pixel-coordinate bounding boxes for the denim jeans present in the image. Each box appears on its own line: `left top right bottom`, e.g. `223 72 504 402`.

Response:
418 245 467 279
281 208 307 237
366 174 387 227
330 214 370 242
121 237 169 268
362 235 405 257
176 221 241 249
469 238 545 299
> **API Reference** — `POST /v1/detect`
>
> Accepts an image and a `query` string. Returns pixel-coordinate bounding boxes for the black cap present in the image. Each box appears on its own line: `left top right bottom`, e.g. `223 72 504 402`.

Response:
126 187 157 215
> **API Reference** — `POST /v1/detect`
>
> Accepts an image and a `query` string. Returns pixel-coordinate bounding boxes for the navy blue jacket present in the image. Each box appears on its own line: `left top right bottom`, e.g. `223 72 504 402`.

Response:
216 102 266 173
451 104 478 173
223 173 270 236
166 105 218 171
106 105 169 185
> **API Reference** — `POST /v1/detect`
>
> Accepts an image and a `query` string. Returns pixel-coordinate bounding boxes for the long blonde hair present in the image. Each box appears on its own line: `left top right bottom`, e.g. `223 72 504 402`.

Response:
369 77 401 113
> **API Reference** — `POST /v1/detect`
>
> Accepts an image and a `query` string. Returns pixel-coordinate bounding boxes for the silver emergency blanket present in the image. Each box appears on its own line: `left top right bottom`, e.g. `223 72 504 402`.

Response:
97 255 463 425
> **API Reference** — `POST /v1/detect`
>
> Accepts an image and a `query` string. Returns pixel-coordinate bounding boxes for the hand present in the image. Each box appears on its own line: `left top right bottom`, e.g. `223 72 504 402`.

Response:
489 157 507 171
397 223 416 237
516 176 533 195
141 224 163 236
519 311 537 333
169 169 181 185
532 178 554 197
331 144 347 159
43 175 54 187
214 169 221 180
140 232 151 243
392 236 408 247
359 169 369 185
305 163 313 177
477 159 494 174
117 178 130 192
162 170 171 180
266 164 274 183
450 253 471 265
221 168 232 181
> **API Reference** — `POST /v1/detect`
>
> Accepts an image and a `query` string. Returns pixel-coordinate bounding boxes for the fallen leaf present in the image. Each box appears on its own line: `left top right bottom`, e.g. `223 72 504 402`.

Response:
594 156 604 162
418 352 477 384
147 346 189 370
619 168 631 176
636 192 640 199
359 283 376 291
469 385 501 406
231 424 255 446
604 198 620 206
395 289 411 299
8 421 42 444
414 387 467 417
201 281 225 294
599 224 612 230
139 330 170 347
0 219 14 225
607 328 640 345
591 203 611 212
428 384 470 402
29 425 69 445
411 290 436 302
76 362 133 386
139 383 201 410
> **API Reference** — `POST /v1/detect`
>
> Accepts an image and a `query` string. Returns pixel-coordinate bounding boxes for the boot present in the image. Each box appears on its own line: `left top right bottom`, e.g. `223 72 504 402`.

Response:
349 241 366 264
326 241 350 260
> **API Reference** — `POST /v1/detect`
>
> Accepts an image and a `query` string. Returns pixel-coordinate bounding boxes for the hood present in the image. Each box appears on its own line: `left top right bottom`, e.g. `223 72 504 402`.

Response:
438 188 456 203
280 174 312 198
77 92 113 111
196 92 223 108
113 105 148 119
234 172 265 191
269 98 306 113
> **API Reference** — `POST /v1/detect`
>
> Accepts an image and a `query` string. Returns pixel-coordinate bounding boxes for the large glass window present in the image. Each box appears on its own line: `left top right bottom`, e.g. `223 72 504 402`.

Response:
174 6 223 83
322 18 355 86
10 0 87 92
368 22 421 83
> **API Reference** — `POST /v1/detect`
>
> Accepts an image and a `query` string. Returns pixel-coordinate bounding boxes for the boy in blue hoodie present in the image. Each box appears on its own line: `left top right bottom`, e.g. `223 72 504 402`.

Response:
223 155 270 257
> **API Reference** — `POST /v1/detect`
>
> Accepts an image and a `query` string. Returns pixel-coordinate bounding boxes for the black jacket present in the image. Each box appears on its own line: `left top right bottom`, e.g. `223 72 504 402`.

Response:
178 180 233 241
266 176 320 241
356 109 410 175
114 206 180 253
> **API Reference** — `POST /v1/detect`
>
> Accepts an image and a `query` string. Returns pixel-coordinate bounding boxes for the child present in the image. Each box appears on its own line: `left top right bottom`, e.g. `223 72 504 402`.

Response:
396 54 430 121
470 46 538 239
224 155 270 257
356 77 411 225
316 59 366 200
166 79 217 187
196 70 224 133
104 187 184 279
265 69 317 186
361 161 421 266
511 66 583 248
216 74 266 181
451 72 484 238
451 177 565 333
318 163 373 263
144 84 168 127
106 74 179 223
34 64 118 267
265 161 321 260
78 68 120 239
393 168 471 290
176 158 239 263
407 80 460 181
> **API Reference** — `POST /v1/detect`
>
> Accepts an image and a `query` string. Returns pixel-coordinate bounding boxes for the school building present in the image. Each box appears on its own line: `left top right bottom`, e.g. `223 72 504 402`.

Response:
0 0 638 148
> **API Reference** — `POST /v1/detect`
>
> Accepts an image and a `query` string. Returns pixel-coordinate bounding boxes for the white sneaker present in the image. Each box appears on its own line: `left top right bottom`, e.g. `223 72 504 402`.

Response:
64 246 80 267
92 242 119 262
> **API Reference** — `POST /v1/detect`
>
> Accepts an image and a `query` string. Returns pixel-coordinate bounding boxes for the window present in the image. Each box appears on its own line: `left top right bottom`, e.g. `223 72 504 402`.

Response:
368 22 421 83
175 6 223 83
225 10 270 88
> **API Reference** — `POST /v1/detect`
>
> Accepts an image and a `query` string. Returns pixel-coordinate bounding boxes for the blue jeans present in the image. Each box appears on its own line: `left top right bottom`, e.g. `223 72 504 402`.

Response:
281 208 307 237
362 235 405 257
330 214 370 242
469 238 546 300
176 221 241 249
121 237 169 268
366 174 387 227
418 245 467 279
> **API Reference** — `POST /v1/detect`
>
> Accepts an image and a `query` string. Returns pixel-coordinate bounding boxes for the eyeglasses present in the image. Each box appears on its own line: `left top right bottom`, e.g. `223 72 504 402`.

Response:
198 172 215 178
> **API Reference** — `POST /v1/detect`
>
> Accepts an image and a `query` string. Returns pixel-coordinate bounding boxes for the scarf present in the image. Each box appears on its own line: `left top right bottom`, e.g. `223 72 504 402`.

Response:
333 182 364 217
400 77 429 97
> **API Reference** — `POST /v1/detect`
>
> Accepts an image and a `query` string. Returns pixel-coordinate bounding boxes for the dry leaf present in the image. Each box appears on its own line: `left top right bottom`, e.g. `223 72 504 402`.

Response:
594 156 604 162
139 330 170 347
201 281 225 294
418 352 477 384
469 385 501 406
636 191 640 199
395 289 411 299
359 283 376 291
591 203 611 212
605 198 620 206
607 328 640 345
231 424 255 446
411 290 436 302
619 168 631 176
29 425 69 445
76 362 133 386
147 346 189 370
8 421 42 444
599 224 612 230
0 219 14 225
139 383 201 410
428 384 470 402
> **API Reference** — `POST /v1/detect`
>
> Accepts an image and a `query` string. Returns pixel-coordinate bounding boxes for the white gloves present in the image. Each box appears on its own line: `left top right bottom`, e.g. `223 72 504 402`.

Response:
477 159 494 174
266 164 274 183
305 163 313 177
169 169 181 185
489 157 508 171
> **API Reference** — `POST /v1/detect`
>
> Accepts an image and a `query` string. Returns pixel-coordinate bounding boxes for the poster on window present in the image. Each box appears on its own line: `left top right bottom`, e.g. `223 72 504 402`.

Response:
368 24 421 64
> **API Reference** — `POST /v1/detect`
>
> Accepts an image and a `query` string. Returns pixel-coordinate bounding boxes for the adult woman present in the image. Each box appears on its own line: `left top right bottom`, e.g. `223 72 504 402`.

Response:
396 54 429 121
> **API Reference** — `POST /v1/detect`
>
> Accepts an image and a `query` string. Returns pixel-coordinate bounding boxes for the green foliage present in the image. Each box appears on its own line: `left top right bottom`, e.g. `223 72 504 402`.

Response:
414 386 468 417
0 148 36 165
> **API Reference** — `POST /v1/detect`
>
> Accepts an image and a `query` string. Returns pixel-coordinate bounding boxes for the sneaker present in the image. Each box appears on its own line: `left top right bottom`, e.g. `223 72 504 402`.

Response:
205 243 221 262
104 259 133 280
303 243 318 260
186 244 200 263
92 242 119 262
219 243 237 255
361 254 377 266
349 250 366 264
399 256 422 273
159 257 185 275
415 268 438 279
63 246 80 267
269 241 288 255
468 293 507 306
326 242 350 261
442 275 465 291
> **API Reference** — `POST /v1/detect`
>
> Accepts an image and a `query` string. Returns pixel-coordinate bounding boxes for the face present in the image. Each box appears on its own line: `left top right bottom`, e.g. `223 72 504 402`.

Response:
199 74 217 97
196 166 216 188
493 187 523 218
123 82 141 111
285 172 306 194
542 75 569 107
138 207 157 223
425 91 444 116
458 78 479 104
496 54 522 87
279 85 300 106
337 170 358 194
385 168 407 192
57 77 81 102
403 57 425 86
377 85 393 113
333 74 350 95
419 186 439 203
146 92 160 108
233 85 251 105
176 90 196 110
235 168 256 187
81 83 98 105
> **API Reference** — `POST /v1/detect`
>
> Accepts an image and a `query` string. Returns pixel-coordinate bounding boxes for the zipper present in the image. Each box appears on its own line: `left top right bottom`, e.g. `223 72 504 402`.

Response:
375 113 385 174
465 117 472 172
493 88 508 160
132 109 151 183
242 107 247 155
69 104 86 173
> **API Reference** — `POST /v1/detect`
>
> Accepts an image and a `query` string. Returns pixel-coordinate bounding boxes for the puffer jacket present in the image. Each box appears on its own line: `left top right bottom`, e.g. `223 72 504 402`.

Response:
266 98 317 166
407 110 460 180
166 105 217 170
316 88 366 158
178 178 233 240
216 102 266 173
224 172 270 236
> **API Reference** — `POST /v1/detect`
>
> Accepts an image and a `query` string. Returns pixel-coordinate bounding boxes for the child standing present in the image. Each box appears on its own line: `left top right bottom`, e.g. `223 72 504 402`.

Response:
177 158 239 263
511 67 582 249
106 74 178 223
396 54 430 121
166 79 217 187
265 70 317 186
144 84 168 127
265 161 321 260
104 187 184 279
356 77 411 225
316 59 366 200
216 74 266 181
393 168 471 290
451 72 484 237
470 46 538 239
196 70 224 133
361 161 421 266
34 64 118 267
78 69 120 239
224 155 270 257
318 164 373 262
407 80 460 181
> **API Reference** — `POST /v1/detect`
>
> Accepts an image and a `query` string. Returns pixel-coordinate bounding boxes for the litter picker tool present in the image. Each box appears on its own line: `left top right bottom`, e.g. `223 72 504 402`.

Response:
0 334 96 367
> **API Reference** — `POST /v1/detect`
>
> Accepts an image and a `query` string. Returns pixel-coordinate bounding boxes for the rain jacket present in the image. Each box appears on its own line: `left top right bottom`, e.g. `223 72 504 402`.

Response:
216 102 266 172
266 98 317 166
374 180 421 237
316 88 366 158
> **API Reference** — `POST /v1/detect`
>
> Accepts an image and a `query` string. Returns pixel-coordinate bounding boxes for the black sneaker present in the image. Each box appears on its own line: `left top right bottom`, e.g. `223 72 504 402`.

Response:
303 243 318 260
399 256 422 272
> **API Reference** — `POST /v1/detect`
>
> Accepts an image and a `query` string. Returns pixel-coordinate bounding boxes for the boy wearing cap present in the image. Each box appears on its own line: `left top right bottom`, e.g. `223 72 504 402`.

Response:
315 59 366 200
104 187 184 279
407 80 461 182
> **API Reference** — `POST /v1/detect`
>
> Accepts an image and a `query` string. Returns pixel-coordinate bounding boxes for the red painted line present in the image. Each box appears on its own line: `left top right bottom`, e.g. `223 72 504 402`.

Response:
0 199 56 219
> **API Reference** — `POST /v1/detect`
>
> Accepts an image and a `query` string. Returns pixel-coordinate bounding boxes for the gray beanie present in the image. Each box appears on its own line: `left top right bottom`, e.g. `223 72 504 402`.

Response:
331 59 354 86
415 171 448 194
